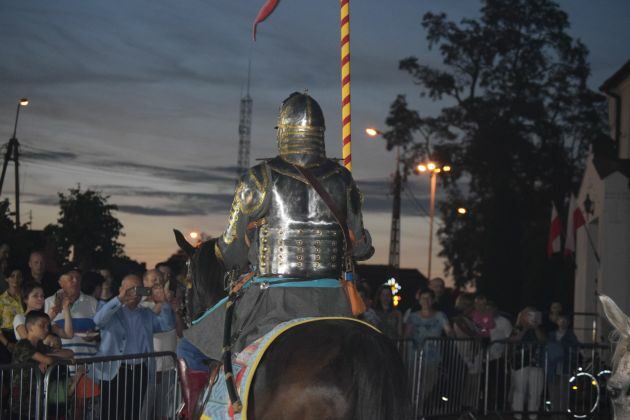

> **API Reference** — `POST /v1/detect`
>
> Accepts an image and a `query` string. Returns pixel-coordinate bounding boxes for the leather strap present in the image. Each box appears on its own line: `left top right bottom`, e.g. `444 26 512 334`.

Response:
292 164 352 256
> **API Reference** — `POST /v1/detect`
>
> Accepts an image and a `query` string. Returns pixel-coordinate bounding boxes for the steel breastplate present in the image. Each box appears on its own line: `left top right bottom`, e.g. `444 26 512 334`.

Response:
257 160 346 278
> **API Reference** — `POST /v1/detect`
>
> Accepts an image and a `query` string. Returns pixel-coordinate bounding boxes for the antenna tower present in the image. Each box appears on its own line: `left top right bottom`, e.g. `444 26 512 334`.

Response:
237 60 253 178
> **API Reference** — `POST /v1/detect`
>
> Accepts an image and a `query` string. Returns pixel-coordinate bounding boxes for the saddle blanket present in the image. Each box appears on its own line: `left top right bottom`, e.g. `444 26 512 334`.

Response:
200 316 373 420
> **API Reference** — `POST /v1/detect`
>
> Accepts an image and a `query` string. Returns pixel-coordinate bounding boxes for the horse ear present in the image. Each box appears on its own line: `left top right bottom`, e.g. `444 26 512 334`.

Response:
173 229 195 257
599 294 630 338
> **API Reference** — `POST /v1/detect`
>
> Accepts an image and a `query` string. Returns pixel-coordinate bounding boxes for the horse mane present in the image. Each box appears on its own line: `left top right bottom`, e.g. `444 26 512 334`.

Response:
187 238 227 320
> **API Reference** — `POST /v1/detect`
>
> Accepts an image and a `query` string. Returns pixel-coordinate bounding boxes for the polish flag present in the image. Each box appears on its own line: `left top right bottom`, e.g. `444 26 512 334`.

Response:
547 203 562 257
564 195 586 256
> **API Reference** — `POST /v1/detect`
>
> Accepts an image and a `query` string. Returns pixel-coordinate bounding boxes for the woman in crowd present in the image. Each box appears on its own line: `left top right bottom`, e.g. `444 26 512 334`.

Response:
13 282 73 340
405 289 452 411
510 306 546 420
0 268 23 337
374 285 402 340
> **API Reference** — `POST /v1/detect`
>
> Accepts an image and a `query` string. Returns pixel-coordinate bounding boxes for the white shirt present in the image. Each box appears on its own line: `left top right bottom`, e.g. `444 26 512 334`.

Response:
489 315 513 361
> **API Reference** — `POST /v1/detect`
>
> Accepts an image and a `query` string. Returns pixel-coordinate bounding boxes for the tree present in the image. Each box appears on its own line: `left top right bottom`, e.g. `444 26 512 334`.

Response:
384 0 606 310
48 187 125 270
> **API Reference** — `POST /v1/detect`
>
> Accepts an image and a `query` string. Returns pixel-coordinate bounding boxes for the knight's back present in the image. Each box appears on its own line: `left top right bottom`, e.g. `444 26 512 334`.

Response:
259 157 350 278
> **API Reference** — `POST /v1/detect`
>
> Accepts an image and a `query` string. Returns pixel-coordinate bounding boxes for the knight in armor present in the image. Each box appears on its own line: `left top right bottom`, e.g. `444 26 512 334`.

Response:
176 93 374 404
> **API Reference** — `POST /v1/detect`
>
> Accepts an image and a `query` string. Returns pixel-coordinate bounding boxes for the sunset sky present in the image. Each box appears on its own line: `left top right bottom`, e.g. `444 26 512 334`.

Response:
1 0 628 282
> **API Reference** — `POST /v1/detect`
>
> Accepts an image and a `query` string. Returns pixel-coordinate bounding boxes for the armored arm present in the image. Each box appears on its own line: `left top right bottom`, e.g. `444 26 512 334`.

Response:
216 163 270 272
347 180 374 261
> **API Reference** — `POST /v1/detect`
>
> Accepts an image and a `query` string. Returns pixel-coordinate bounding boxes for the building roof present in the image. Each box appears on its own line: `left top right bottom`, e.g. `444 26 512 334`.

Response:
600 60 630 93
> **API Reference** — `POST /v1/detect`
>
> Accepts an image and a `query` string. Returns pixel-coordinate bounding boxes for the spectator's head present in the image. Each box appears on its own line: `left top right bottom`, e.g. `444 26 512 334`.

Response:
28 251 46 279
81 271 106 298
119 274 143 309
428 277 446 298
0 243 9 261
550 301 563 315
58 269 81 300
43 333 61 349
557 314 571 331
24 310 50 341
417 289 436 311
376 286 394 311
155 262 173 285
455 293 475 315
6 267 22 289
21 282 45 312
143 269 164 290
474 294 488 312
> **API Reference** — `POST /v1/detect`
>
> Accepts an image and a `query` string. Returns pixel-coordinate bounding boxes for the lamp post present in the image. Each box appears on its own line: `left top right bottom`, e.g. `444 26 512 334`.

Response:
366 127 402 269
0 98 29 228
416 162 451 279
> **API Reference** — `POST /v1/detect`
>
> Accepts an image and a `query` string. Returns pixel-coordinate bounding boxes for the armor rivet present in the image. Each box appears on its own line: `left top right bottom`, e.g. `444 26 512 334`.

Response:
317 230 322 235
297 240 303 246
279 247 283 252
315 255 320 261
299 229 303 234
297 255 303 261
279 254 283 259
315 240 320 246
298 262 303 267
315 248 320 254
314 262 320 267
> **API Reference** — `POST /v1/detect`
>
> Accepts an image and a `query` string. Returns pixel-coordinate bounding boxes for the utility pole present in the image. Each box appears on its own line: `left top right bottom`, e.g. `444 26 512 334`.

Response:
388 146 402 269
0 98 29 228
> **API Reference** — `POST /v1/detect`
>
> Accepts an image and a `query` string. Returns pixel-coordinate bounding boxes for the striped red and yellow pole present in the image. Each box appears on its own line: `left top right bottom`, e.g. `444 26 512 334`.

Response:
340 0 352 171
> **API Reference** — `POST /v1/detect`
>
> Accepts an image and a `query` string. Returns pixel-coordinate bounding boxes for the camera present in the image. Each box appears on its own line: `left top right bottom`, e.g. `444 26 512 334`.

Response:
133 286 152 297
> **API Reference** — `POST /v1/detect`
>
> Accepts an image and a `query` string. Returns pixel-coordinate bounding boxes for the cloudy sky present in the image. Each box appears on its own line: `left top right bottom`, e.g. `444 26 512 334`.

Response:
1 0 628 280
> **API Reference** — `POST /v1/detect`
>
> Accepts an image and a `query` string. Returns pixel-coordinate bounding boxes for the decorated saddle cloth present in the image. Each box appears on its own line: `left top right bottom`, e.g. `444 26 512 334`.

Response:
201 316 372 420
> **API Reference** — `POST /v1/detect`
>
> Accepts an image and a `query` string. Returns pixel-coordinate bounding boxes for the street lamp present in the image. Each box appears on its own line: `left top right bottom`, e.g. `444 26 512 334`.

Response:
415 161 451 279
0 98 30 228
366 127 403 269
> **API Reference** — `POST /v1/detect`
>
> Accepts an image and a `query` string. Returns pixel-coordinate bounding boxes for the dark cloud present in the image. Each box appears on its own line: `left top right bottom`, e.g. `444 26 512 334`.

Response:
90 160 238 184
21 149 78 162
116 205 202 216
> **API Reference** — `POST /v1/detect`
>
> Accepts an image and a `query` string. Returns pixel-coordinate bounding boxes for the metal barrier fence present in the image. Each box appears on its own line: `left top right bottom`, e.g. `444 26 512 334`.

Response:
397 337 484 419
1 351 180 420
1 362 43 419
398 337 612 419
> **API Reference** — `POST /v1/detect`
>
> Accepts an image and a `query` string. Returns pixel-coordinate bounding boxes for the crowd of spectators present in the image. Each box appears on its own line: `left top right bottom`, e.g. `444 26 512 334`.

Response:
0 245 181 418
358 277 582 419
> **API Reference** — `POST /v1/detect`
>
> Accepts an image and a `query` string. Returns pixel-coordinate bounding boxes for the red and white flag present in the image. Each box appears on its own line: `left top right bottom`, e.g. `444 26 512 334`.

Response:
564 195 586 256
547 203 562 257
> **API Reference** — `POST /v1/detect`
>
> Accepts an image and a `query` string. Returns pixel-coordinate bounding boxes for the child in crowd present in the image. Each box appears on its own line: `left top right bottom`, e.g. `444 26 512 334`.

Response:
13 282 73 340
471 294 496 339
11 311 74 417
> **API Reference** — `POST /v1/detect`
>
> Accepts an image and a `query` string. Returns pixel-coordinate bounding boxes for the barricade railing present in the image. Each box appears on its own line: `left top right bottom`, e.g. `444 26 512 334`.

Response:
485 340 611 418
2 351 180 420
397 337 484 419
397 337 613 419
0 362 43 419
42 351 180 420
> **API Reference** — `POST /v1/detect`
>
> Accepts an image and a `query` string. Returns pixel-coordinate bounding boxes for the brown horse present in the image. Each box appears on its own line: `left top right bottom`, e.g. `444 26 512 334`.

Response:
174 231 411 420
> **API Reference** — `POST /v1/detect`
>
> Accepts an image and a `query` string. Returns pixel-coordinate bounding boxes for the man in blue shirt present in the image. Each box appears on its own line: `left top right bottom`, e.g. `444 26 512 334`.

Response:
93 274 174 419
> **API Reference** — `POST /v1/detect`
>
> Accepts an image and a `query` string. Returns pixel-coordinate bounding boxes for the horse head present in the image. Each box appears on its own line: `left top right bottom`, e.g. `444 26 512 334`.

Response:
173 229 227 321
599 294 630 418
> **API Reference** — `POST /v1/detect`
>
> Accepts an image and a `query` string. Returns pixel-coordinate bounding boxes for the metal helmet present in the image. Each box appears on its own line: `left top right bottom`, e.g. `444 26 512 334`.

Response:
276 92 326 167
